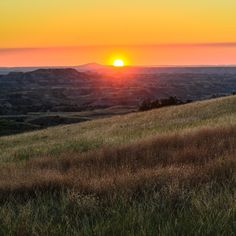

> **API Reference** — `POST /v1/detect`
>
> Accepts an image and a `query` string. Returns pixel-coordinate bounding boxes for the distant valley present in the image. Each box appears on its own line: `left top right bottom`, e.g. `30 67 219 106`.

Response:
1 66 236 135
1 66 236 114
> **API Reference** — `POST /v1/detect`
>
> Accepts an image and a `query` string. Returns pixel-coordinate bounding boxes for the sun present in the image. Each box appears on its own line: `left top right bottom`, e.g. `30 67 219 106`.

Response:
113 59 125 67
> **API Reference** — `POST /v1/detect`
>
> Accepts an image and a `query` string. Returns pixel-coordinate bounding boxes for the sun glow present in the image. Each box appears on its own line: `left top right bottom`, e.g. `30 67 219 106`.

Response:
113 59 125 67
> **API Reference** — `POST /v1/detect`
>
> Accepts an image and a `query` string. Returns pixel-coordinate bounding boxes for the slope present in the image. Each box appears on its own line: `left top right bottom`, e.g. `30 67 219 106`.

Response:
0 95 236 235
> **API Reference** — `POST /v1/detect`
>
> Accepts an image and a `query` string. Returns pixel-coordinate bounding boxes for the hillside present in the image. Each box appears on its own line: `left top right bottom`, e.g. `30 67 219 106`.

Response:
1 95 236 161
1 95 236 235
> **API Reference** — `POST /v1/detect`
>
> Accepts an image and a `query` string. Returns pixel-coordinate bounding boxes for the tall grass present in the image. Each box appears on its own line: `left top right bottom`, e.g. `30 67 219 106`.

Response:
0 125 236 234
1 96 236 234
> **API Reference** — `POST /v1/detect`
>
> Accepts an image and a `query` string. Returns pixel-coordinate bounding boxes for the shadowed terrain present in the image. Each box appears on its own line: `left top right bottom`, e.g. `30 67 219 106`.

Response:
1 67 236 116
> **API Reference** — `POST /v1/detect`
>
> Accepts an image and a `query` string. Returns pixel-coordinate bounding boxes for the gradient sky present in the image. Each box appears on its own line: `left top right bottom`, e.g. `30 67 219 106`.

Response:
1 0 236 66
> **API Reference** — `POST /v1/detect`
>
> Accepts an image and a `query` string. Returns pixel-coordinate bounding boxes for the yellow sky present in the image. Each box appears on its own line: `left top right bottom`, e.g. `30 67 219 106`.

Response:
1 0 236 66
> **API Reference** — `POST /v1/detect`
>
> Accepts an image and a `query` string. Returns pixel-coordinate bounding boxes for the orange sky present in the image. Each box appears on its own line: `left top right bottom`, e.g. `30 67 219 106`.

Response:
1 0 236 66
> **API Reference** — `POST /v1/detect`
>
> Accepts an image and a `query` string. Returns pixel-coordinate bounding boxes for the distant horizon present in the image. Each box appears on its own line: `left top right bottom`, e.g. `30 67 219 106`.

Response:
2 62 236 69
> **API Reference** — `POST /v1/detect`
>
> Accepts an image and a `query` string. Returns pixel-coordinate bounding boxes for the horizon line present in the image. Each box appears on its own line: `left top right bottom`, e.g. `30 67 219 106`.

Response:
2 64 236 69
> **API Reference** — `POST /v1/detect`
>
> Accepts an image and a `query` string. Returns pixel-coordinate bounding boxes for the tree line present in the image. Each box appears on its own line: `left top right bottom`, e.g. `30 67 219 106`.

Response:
139 96 192 111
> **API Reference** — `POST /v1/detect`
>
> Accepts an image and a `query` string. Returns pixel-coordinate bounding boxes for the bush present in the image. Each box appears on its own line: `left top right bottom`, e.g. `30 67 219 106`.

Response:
139 96 184 111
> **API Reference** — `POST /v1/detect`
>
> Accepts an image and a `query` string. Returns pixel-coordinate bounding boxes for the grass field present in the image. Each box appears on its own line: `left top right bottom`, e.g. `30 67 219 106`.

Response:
1 95 236 235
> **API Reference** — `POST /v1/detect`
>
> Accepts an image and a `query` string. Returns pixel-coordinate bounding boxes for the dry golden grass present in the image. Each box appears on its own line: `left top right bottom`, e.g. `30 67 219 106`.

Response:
0 125 235 202
1 96 236 234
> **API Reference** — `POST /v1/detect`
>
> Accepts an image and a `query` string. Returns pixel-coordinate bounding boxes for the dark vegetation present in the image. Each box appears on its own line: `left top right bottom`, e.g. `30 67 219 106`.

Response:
0 119 38 136
138 96 191 111
0 116 86 136
139 91 236 111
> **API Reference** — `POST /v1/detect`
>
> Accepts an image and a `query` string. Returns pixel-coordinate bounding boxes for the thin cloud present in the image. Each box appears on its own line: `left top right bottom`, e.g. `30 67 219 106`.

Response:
1 42 236 52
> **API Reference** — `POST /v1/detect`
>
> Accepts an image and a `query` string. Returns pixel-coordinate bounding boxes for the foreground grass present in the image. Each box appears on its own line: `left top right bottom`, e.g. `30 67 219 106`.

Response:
1 96 236 234
0 125 236 235
2 186 236 235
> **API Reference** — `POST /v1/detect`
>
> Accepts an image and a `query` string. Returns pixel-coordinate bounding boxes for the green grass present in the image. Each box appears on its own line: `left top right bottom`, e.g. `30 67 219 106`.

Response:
1 185 236 235
1 95 236 235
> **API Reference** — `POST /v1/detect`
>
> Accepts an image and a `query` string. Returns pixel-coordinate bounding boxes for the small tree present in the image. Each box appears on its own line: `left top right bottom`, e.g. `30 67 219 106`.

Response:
139 99 152 111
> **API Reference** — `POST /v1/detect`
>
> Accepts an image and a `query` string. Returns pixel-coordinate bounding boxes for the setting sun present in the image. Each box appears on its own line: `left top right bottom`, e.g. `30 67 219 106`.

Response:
113 59 125 67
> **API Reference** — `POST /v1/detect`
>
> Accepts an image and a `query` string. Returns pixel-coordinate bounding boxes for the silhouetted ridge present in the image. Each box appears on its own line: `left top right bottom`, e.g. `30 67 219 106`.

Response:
26 68 86 79
3 68 88 81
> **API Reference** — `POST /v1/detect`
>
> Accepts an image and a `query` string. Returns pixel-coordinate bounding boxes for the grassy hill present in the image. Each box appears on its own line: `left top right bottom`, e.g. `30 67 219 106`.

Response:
1 95 236 235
